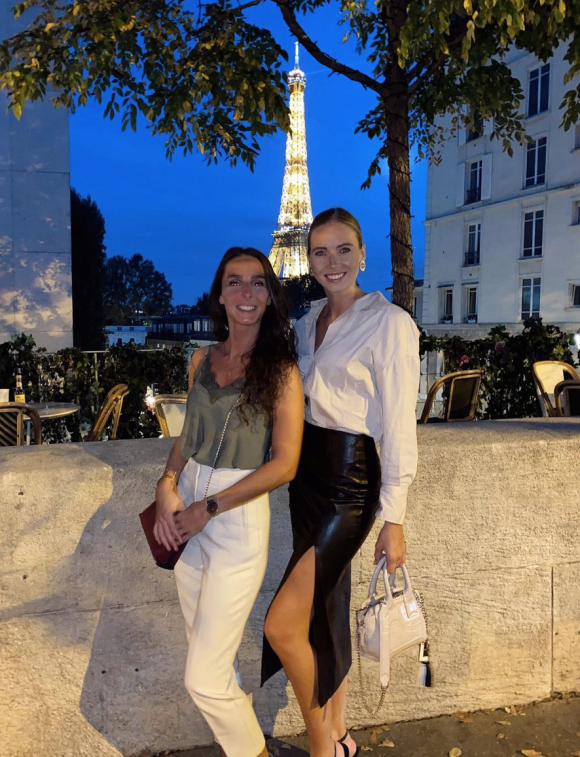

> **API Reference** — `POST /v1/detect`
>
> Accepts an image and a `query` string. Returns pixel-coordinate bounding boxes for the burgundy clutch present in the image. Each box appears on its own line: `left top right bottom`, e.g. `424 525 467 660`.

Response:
139 501 185 570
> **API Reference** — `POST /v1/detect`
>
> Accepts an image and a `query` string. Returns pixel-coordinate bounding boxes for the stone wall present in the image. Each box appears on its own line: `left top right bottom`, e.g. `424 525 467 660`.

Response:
1 419 579 757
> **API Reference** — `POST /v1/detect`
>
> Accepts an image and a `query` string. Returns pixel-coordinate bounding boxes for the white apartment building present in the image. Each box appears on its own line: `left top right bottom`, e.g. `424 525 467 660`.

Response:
421 44 580 337
0 1 72 351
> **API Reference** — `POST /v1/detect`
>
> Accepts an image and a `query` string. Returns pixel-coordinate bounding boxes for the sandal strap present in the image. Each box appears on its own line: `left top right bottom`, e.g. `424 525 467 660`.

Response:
338 732 349 744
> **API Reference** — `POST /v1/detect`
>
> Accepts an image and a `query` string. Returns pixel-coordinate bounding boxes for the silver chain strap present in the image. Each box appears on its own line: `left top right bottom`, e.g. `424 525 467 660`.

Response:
203 395 242 500
355 612 387 715
355 586 431 715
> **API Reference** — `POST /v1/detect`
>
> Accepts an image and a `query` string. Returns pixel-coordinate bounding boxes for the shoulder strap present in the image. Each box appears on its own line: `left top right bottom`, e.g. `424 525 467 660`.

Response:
202 394 242 499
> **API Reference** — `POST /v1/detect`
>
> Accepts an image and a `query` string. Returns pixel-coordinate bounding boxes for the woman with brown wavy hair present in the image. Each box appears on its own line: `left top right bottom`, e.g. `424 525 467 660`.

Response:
154 247 303 757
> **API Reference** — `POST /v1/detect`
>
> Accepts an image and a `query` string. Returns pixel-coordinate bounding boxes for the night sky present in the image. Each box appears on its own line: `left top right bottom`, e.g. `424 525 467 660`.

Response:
69 3 427 306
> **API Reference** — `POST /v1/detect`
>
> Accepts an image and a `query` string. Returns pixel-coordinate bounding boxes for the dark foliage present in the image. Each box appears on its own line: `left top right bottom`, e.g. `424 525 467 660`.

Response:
70 189 107 350
420 318 577 419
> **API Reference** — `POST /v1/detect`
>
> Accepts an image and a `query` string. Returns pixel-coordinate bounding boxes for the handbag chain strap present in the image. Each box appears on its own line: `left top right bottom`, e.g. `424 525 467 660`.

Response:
202 395 242 500
355 615 387 715
355 586 431 715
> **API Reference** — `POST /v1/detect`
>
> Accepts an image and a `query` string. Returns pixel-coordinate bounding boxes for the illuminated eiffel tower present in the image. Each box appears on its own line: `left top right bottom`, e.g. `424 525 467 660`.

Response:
269 43 313 279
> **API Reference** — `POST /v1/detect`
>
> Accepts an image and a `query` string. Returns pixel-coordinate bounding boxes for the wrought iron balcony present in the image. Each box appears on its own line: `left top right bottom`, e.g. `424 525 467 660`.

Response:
465 187 482 204
464 250 480 266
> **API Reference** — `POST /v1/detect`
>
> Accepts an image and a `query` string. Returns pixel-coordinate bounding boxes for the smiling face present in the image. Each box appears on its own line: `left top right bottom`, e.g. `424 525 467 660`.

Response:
309 221 365 296
218 255 271 328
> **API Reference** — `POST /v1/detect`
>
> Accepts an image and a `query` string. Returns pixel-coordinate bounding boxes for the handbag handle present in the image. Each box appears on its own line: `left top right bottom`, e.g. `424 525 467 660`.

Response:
367 557 420 620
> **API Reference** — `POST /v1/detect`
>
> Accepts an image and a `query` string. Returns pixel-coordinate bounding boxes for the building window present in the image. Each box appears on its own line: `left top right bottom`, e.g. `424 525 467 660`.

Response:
466 109 484 143
522 210 544 257
466 160 482 204
572 200 580 226
525 137 547 187
464 223 481 266
570 284 580 308
521 277 541 320
528 63 550 117
575 125 580 150
439 287 454 323
413 296 418 320
464 286 478 323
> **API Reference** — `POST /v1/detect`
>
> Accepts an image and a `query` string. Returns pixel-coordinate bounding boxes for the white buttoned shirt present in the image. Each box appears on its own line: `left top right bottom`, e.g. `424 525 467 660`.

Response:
296 291 420 525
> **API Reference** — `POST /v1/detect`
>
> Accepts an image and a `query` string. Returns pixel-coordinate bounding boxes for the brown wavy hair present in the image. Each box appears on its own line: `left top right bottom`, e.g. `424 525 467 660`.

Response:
307 207 364 251
208 247 298 422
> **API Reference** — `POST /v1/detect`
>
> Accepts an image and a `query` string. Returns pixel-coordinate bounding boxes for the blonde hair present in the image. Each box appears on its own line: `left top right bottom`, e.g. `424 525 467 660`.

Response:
308 208 364 252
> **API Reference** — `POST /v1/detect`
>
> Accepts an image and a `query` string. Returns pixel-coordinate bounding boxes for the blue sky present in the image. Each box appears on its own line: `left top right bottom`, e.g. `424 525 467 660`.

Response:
69 3 427 306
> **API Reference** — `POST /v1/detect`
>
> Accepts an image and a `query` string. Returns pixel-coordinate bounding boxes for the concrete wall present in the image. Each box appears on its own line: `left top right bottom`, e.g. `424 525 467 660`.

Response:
0 1 72 351
1 420 579 757
422 43 580 333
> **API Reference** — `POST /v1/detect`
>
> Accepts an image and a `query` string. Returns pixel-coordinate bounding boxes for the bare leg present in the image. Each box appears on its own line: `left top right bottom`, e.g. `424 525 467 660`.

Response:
327 680 356 756
264 548 335 757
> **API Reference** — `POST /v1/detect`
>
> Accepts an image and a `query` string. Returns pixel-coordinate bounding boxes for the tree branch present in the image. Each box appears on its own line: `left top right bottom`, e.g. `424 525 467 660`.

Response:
233 0 264 14
272 0 386 95
407 53 445 96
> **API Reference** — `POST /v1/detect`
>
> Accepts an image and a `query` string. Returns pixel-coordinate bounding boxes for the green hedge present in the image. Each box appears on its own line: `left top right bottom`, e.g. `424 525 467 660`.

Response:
0 334 190 442
419 318 577 419
1 319 577 440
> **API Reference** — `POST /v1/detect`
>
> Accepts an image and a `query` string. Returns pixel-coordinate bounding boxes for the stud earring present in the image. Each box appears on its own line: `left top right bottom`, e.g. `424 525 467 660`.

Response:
359 260 366 272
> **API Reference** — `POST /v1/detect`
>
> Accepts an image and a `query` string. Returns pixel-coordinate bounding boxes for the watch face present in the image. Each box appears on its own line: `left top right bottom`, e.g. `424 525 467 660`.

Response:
206 497 219 516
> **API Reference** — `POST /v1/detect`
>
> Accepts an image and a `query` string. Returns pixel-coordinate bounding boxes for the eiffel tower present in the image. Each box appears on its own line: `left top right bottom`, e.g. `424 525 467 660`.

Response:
269 43 313 279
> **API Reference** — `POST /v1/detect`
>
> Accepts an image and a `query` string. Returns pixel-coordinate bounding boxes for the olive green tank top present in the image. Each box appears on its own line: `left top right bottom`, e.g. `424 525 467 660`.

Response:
179 348 272 470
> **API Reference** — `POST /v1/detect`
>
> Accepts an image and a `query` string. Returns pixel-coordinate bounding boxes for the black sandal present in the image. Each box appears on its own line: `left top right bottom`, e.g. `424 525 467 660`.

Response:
338 732 360 757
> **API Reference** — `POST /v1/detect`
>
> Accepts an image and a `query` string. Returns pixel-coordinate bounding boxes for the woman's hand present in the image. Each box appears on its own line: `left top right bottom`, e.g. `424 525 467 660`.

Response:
174 500 211 542
154 482 185 552
374 522 407 573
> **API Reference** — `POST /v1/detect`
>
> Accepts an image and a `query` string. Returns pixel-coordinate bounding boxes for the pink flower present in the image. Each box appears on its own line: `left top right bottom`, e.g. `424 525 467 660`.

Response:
494 342 506 352
459 354 470 368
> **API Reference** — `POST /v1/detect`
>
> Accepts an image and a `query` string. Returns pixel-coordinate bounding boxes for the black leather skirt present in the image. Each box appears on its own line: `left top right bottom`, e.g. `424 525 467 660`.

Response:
261 421 381 706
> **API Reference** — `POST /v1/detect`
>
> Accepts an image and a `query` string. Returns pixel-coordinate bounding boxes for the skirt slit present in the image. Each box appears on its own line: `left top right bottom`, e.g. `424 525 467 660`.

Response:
261 422 381 707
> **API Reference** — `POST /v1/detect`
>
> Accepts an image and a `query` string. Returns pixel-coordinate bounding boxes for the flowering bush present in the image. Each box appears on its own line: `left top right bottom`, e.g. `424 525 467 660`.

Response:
419 319 577 419
0 335 190 442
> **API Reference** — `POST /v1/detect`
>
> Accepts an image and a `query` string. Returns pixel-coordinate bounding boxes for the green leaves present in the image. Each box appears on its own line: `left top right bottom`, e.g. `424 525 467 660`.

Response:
0 0 290 168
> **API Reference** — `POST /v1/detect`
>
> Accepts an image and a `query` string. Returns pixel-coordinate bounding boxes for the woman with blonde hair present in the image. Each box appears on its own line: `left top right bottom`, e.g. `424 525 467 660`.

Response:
263 209 420 757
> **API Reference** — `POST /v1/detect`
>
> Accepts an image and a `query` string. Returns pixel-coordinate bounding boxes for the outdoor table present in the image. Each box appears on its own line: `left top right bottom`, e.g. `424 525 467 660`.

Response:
27 402 80 420
24 402 80 444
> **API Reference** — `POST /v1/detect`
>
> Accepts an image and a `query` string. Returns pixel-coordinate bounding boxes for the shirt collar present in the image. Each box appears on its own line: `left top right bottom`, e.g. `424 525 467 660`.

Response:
307 291 385 319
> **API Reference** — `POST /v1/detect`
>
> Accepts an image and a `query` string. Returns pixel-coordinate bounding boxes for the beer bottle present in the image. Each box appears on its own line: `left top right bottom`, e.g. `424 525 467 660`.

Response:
14 367 26 404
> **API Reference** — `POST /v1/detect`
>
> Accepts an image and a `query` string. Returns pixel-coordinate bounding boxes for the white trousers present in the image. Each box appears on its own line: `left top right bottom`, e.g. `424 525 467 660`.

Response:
174 459 270 757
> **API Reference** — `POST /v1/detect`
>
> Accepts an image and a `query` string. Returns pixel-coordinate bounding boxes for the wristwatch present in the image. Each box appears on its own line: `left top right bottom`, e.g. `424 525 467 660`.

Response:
206 496 220 518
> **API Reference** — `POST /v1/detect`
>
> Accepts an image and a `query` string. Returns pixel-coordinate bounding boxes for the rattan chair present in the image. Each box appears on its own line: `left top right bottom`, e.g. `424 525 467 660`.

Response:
533 361 580 417
554 380 580 417
86 384 130 442
0 402 42 446
154 394 187 437
419 370 483 424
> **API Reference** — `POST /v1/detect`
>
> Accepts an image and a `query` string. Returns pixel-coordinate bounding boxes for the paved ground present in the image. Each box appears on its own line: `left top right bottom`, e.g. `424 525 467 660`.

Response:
160 694 580 757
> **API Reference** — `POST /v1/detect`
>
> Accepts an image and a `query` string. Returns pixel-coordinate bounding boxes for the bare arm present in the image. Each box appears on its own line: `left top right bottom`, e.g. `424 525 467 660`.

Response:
153 346 209 551
174 364 304 542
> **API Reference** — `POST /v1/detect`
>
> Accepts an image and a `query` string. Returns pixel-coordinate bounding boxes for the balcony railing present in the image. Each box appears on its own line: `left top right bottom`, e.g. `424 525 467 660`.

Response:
465 187 482 204
463 250 480 266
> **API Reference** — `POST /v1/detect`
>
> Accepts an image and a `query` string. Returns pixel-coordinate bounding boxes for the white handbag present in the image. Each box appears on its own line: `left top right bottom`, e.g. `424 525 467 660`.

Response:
356 558 431 709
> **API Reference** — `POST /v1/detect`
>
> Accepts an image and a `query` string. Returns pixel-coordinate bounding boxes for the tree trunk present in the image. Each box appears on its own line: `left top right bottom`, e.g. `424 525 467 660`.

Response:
384 0 414 315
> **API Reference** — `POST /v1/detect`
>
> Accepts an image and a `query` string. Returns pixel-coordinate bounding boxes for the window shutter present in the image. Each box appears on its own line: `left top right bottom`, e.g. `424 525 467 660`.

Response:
481 154 492 200
457 126 466 145
456 163 466 207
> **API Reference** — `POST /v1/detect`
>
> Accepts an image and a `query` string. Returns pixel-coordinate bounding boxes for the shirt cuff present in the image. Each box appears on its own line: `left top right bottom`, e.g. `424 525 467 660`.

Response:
376 483 409 524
